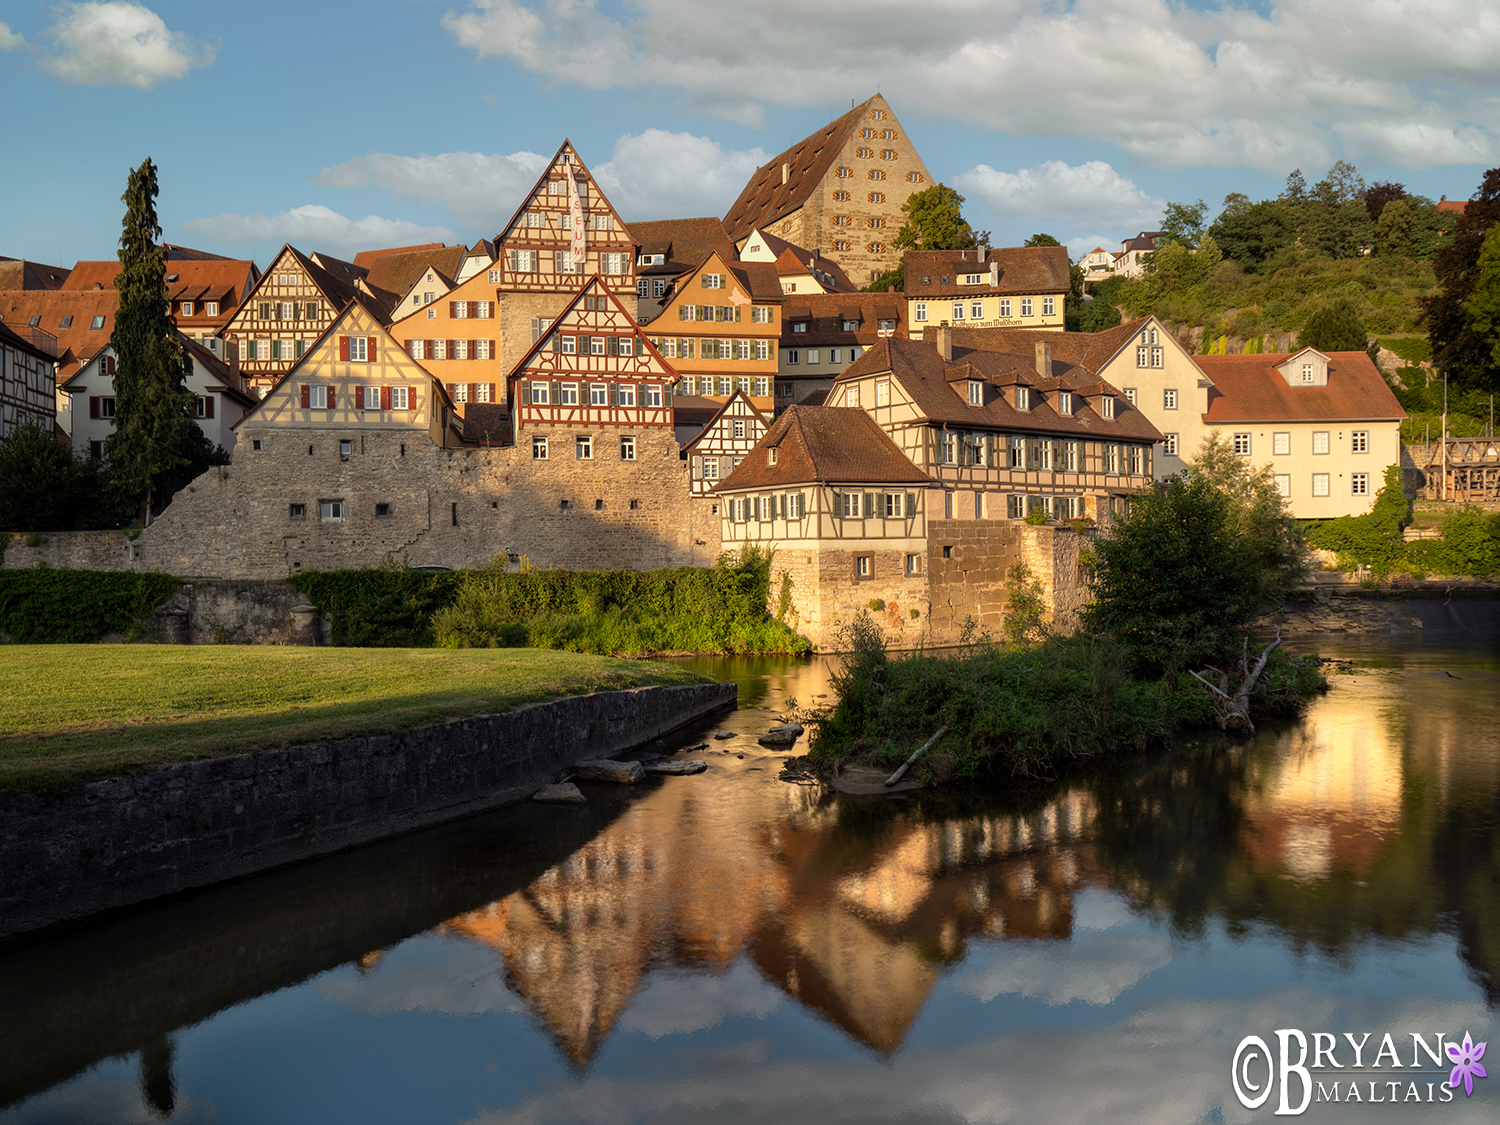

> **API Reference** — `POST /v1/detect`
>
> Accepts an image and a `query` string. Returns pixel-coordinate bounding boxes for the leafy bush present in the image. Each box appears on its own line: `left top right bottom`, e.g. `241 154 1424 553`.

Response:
288 556 460 646
1304 465 1409 574
0 569 181 642
1406 507 1500 577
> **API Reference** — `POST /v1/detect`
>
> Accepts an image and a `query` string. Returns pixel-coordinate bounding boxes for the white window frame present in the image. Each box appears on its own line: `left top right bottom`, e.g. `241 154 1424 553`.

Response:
533 436 548 460
1312 431 1330 454
1273 432 1290 456
1233 432 1251 456
1163 389 1178 410
1312 473 1330 496
1351 472 1369 495
1351 430 1369 454
576 435 593 460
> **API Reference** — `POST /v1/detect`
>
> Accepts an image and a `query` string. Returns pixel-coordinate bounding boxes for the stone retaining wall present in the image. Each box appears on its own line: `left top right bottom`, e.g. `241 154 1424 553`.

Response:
0 681 735 939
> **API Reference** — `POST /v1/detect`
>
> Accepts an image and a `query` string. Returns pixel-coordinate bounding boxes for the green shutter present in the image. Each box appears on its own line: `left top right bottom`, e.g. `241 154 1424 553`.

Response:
906 492 918 518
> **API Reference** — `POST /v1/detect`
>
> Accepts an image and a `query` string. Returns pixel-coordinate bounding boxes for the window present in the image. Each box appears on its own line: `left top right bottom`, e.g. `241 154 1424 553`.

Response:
1123 388 1137 404
349 336 368 362
618 384 636 406
966 300 983 321
1164 433 1179 456
768 446 778 466
1008 435 1023 467
914 302 928 322
998 299 1011 318
1062 441 1080 471
786 350 800 365
1015 386 1030 410
280 302 295 320
841 492 862 518
1352 430 1369 453
753 376 769 396
289 503 305 518
1137 346 1149 367
1007 494 1024 519
205 302 218 316
645 385 662 407
869 192 885 203
575 436 593 460
751 306 773 324
97 396 117 419
1273 432 1290 456
305 385 328 409
181 302 194 317
1128 445 1145 475
1312 431 1330 454
1301 364 1315 384
1161 388 1178 411
884 492 905 518
906 553 920 574
1233 432 1251 456
560 336 576 354
908 171 923 183
339 440 352 459
91 315 106 329
1151 347 1163 368
1058 391 1072 415
1312 473 1330 496
589 337 606 356
1351 472 1369 495
1101 397 1115 419
590 384 607 406
427 308 436 319
869 170 885 181
532 436 548 460
882 149 896 160
488 269 500 284
1020 299 1033 317
1042 297 1055 316
855 556 872 578
319 500 343 520
951 302 966 322
560 383 579 405
702 457 719 481
1274 474 1290 497
844 385 861 408
390 386 409 410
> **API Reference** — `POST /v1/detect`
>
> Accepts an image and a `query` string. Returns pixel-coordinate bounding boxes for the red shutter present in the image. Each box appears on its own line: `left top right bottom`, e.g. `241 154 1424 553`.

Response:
327 384 336 407
204 395 214 419
488 383 496 402
106 356 116 375
408 386 417 411
449 339 457 359
89 396 100 419
355 385 365 409
449 301 457 317
368 337 377 362
381 385 391 410
300 384 310 408
468 383 477 403
489 339 496 359
446 383 457 400
468 301 478 319
425 340 433 360
339 336 349 361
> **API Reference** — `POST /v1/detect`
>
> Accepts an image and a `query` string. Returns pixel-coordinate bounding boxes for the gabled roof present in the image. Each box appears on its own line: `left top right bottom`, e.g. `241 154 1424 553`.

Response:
744 227 858 292
626 217 733 270
360 245 467 298
652 252 784 320
162 244 237 262
0 289 120 380
927 316 1154 376
246 245 401 324
352 243 447 269
0 319 58 363
0 258 69 291
778 291 905 349
681 390 769 453
716 405 930 492
903 246 1071 299
1196 352 1406 422
505 275 671 381
493 139 638 251
840 336 1164 442
722 95 882 242
64 257 257 304
180 335 258 408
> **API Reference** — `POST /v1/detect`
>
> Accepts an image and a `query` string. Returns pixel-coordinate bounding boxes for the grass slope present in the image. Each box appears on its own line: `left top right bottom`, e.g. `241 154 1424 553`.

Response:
0 646 710 794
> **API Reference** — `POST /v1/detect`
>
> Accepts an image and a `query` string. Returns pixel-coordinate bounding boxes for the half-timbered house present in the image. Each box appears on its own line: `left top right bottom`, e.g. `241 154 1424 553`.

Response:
0 320 57 439
778 291 906 410
645 250 781 414
681 390 769 501
218 246 400 395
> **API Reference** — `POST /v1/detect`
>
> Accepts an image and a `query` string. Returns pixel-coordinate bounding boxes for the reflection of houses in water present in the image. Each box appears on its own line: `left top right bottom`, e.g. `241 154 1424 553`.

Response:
444 776 1100 1063
1239 692 1405 880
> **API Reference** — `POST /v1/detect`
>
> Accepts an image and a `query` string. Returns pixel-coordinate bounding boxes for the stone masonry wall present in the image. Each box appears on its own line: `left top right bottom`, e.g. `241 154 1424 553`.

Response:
926 519 1025 643
0 681 736 938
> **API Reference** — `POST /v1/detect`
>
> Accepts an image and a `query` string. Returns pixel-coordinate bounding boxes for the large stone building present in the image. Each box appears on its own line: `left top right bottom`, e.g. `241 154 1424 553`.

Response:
723 94 932 286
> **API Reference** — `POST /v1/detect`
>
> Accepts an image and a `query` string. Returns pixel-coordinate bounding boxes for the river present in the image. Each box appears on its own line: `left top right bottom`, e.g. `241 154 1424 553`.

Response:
0 632 1497 1123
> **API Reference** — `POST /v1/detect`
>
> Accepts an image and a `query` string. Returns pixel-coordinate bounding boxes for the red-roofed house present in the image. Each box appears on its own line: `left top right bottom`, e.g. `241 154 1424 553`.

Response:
63 255 259 350
905 246 1070 331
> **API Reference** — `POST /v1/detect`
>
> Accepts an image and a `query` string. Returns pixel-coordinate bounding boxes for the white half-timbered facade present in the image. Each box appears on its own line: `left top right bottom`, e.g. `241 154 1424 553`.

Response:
0 321 56 439
681 391 769 498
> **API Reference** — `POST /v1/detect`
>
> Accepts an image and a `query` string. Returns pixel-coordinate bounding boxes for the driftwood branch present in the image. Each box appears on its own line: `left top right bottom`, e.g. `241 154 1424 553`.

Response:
1187 669 1235 701
1192 628 1282 735
885 725 948 787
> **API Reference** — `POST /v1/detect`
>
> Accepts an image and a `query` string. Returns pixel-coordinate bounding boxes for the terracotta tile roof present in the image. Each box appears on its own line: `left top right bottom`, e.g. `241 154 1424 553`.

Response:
743 228 858 292
625 217 733 270
0 289 119 380
352 243 447 269
0 319 57 362
671 394 724 429
0 258 69 290
360 245 467 299
716 404 931 492
800 388 830 405
781 291 906 349
162 244 237 262
727 260 786 302
64 258 257 306
928 316 1151 374
722 96 878 241
1196 352 1407 422
1435 200 1467 215
290 247 402 323
903 245 1071 299
841 336 1164 442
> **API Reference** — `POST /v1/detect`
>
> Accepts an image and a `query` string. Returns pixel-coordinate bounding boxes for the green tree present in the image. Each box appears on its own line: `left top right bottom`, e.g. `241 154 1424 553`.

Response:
1376 197 1416 258
1297 298 1367 351
1462 224 1500 368
1283 169 1308 202
1424 167 1500 391
0 420 86 531
106 159 218 521
1024 232 1061 247
1364 180 1407 223
892 183 979 252
1208 199 1293 270
1160 199 1209 244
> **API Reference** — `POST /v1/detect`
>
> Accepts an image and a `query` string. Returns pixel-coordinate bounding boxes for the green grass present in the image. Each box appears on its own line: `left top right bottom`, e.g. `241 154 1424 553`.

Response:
0 646 711 795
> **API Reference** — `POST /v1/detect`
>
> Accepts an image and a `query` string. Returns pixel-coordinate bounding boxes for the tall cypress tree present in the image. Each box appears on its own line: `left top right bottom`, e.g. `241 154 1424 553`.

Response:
106 158 199 523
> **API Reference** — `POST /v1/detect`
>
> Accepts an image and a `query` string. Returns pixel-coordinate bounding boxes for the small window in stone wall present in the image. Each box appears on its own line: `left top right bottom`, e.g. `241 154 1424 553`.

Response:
595 499 604 510
375 503 391 518
630 499 640 510
289 503 305 518
942 545 953 559
855 555 872 578
252 440 262 451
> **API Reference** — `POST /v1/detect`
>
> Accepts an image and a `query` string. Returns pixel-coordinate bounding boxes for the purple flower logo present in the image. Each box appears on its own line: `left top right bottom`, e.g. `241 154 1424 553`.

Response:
1447 1032 1488 1097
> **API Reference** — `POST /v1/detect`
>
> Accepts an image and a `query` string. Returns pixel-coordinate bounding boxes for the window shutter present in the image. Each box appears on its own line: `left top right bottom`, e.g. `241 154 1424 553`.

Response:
489 339 496 359
468 302 478 319
204 395 215 419
468 383 477 404
551 334 561 353
906 492 918 518
865 492 878 518
446 383 457 400
488 383 496 403
691 456 701 475
408 386 417 411
368 338 377 362
327 385 336 407
300 384 310 408
355 386 364 409
339 336 349 361
609 383 618 407
89 396 100 419
579 335 590 354
382 385 391 410
107 355 116 375
550 380 560 403
777 494 786 519
607 336 618 357
449 301 457 317
638 384 647 407
735 305 742 322
798 493 806 519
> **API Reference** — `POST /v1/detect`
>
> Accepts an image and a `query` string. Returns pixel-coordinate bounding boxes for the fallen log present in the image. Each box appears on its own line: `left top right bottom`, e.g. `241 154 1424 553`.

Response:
885 725 949 787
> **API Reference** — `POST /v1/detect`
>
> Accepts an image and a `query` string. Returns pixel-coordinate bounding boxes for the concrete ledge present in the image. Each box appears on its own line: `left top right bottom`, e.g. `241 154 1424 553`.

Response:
0 680 735 939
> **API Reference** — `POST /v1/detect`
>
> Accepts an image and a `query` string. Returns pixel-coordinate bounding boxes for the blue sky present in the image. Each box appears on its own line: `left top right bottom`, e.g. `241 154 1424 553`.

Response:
2 0 1497 272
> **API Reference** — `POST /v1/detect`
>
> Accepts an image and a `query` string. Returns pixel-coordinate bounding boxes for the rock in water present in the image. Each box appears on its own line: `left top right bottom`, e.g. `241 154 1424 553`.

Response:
573 759 646 784
645 760 708 776
533 783 587 804
713 731 737 740
758 722 805 747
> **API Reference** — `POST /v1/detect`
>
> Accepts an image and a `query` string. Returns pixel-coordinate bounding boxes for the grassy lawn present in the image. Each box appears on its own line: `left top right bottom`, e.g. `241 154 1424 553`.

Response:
0 646 711 795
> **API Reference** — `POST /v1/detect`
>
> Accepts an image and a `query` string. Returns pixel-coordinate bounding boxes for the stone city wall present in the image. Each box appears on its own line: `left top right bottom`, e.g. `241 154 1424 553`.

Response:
0 681 737 939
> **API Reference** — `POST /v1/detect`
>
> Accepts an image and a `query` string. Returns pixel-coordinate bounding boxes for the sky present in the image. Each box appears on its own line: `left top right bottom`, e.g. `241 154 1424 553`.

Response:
2 0 1498 273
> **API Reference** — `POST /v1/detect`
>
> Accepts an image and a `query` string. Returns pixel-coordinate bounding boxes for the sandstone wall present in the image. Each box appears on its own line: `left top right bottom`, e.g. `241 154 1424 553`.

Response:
0 681 736 938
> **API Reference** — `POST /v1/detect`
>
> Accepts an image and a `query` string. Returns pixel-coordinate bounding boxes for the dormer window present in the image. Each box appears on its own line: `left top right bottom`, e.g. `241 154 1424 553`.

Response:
963 273 983 285
1015 386 1030 410
768 446 779 465
968 380 982 405
1102 396 1115 419
1058 391 1072 415
843 319 859 331
1301 364 1314 384
791 321 808 333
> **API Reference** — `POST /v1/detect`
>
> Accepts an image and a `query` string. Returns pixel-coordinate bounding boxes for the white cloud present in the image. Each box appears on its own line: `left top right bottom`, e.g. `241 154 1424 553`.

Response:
952 931 1175 1007
39 2 216 88
315 130 770 233
953 160 1165 235
441 0 1500 171
179 205 455 261
316 937 526 1016
619 961 782 1038
0 22 27 51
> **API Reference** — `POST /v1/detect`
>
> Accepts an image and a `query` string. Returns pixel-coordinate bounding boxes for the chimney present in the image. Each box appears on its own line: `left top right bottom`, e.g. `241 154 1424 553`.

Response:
990 260 999 288
937 325 953 362
887 285 895 293
228 337 241 379
1035 340 1051 378
781 163 789 185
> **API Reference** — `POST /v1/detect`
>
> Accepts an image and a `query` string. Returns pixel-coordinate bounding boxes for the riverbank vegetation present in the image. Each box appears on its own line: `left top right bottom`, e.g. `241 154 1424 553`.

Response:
807 437 1326 782
0 646 711 794
289 546 809 656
